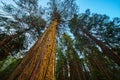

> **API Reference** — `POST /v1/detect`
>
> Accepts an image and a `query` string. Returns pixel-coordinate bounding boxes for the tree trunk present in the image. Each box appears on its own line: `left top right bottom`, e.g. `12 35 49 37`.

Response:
8 20 58 80
0 27 32 47
80 28 120 66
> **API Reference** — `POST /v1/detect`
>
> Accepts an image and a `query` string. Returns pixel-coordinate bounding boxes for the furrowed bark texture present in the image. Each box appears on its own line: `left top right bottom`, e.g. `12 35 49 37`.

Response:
8 20 58 80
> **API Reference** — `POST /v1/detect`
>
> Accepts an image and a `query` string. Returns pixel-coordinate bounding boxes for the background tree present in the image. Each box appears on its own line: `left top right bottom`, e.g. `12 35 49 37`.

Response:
69 9 120 80
69 9 120 66
0 0 46 60
56 33 84 80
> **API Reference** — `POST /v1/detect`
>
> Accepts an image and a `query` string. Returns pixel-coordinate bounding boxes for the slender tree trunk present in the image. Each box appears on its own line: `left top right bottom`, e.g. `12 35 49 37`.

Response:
80 28 120 66
8 20 58 80
64 60 69 80
72 49 84 80
0 27 33 47
67 46 83 80
0 42 21 60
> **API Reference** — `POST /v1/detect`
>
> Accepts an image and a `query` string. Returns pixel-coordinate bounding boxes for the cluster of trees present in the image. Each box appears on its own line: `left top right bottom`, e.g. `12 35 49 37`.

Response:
56 11 120 79
0 0 120 80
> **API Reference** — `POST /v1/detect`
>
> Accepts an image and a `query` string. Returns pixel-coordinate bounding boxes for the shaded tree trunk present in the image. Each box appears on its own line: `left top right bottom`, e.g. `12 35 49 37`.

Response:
80 28 120 66
0 27 32 47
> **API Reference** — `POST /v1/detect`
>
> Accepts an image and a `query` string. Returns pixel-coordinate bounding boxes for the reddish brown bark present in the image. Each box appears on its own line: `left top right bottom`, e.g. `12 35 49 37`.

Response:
8 20 58 80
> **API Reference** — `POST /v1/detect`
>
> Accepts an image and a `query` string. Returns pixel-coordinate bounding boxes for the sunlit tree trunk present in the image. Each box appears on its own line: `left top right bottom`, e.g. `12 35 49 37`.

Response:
8 20 58 80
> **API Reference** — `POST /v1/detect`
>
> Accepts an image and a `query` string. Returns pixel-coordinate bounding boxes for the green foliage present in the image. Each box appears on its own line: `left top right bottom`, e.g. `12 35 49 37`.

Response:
68 9 120 80
0 0 47 60
0 34 25 60
24 16 46 28
48 0 77 22
0 56 21 80
56 33 84 80
61 33 74 46
69 9 120 55
13 0 38 14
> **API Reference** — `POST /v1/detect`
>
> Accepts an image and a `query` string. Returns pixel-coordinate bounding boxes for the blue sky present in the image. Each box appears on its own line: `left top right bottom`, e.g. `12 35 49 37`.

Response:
0 0 120 18
76 0 120 18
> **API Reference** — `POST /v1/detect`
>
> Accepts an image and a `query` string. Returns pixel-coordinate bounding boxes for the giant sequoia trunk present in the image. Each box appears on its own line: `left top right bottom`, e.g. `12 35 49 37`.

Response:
8 20 58 80
81 28 120 66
